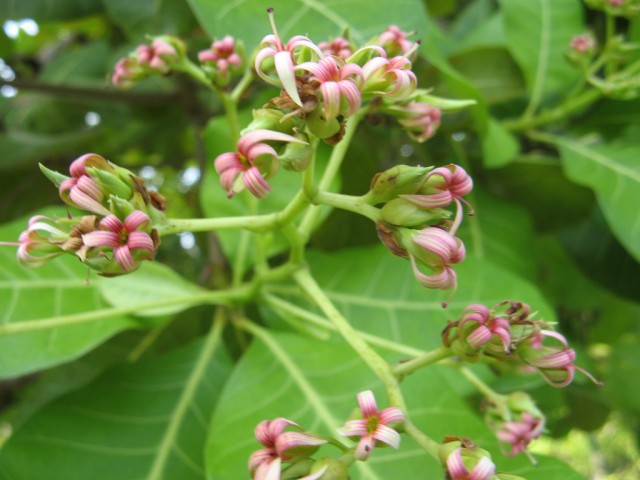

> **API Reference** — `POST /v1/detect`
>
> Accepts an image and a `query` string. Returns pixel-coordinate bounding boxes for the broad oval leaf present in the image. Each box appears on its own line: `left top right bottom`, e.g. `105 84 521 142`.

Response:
499 0 582 114
0 209 154 379
0 331 231 480
97 261 209 317
555 135 640 262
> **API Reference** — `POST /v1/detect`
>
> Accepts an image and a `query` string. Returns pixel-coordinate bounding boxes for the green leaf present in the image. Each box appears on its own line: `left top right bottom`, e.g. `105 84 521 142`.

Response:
555 135 640 262
607 335 640 416
97 262 210 317
187 0 429 48
481 117 520 168
498 0 582 114
0 0 103 21
0 328 231 480
103 0 197 41
0 209 154 379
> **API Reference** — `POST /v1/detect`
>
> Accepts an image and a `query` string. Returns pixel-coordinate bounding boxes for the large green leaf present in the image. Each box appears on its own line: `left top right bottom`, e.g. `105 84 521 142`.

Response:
0 209 153 379
187 0 429 48
499 0 582 114
97 261 210 317
0 0 103 21
555 135 640 262
0 329 231 480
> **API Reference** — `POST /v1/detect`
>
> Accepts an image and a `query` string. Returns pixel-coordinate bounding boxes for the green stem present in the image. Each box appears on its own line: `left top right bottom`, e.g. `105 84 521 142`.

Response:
0 290 244 336
232 230 252 287
293 268 406 411
502 88 601 132
458 366 508 416
155 214 277 236
148 310 226 480
262 293 427 357
231 69 255 103
392 346 453 378
605 13 616 78
299 108 368 236
220 91 241 143
312 191 380 221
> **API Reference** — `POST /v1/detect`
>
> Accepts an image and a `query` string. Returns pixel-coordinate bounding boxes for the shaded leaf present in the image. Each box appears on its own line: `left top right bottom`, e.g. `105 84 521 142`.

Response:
555 135 640 262
0 330 231 480
499 0 582 113
0 0 103 22
481 117 520 168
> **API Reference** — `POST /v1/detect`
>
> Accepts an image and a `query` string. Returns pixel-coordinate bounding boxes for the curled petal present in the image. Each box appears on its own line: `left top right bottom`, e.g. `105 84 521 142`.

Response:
467 326 493 349
379 406 404 425
115 245 136 272
321 81 341 120
357 390 378 418
124 211 150 231
127 231 155 252
100 215 125 233
470 457 496 480
68 188 110 216
338 81 362 117
69 153 110 178
446 448 469 479
400 191 452 209
354 435 375 461
243 166 271 199
411 257 457 290
248 449 275 475
372 424 401 449
339 419 368 437
274 50 302 106
82 231 120 248
530 349 576 369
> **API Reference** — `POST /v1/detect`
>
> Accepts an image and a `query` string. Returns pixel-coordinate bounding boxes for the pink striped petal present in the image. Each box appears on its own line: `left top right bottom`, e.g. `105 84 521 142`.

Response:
357 390 378 418
379 406 404 424
83 231 120 248
372 424 401 449
100 214 125 233
469 457 496 480
446 448 469 479
115 245 136 272
354 435 375 461
128 231 154 252
339 419 368 437
124 211 150 231
400 191 453 208
338 81 362 116
467 326 492 349
243 167 271 199
274 50 301 106
69 188 110 216
321 81 341 120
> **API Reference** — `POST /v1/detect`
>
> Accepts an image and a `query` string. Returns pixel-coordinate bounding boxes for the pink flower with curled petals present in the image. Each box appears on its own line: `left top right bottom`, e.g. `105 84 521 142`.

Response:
497 412 544 457
112 56 144 89
457 304 512 354
11 216 67 267
255 8 323 106
318 37 353 59
516 330 602 388
446 447 496 480
296 56 363 120
214 129 307 199
384 101 441 142
82 211 155 273
569 33 596 54
377 25 418 58
249 418 326 480
58 153 112 215
401 164 473 234
198 35 243 77
339 390 404 461
362 55 417 100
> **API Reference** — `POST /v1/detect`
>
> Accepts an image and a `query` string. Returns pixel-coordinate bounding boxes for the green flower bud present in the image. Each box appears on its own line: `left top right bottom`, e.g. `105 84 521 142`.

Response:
241 108 299 136
279 136 314 171
368 165 432 205
380 197 451 227
310 457 350 480
306 110 342 140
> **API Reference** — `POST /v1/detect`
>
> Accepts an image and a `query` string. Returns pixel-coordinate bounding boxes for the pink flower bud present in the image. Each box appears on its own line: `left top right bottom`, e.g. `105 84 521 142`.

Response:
377 25 418 59
318 37 353 59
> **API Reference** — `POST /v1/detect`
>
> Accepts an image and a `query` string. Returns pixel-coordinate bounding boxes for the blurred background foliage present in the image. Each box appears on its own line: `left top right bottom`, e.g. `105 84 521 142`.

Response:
0 0 638 479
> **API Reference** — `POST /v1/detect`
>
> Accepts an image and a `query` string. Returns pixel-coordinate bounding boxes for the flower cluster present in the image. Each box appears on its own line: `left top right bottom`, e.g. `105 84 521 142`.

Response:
112 37 182 89
11 153 163 275
438 437 525 480
368 164 473 299
585 0 640 17
442 301 602 388
198 35 245 86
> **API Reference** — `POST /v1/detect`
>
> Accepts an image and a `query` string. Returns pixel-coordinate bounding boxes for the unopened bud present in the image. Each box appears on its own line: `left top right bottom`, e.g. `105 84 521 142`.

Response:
368 165 432 204
380 197 451 227
309 457 349 480
279 134 313 171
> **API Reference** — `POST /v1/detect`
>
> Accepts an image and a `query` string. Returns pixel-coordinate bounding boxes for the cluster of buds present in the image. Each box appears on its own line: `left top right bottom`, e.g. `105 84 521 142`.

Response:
198 35 245 86
566 33 597 66
483 392 545 460
8 153 164 275
439 437 525 480
112 36 184 89
585 0 640 17
368 164 473 299
442 301 602 388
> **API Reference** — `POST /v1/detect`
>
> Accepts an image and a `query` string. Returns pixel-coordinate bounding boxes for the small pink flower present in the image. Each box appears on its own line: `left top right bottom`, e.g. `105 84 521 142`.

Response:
112 57 144 89
198 35 243 75
517 330 602 388
318 37 353 59
255 8 323 106
82 211 155 273
339 390 404 461
136 39 177 73
497 413 544 456
377 25 418 58
386 101 441 142
249 418 326 480
458 304 512 353
214 129 307 199
446 447 496 480
59 153 112 215
569 34 596 54
362 55 417 100
296 56 363 120
401 164 473 234
11 216 67 267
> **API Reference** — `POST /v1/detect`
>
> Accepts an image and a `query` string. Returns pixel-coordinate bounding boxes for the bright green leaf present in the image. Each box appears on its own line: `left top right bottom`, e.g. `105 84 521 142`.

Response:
0 330 231 480
499 0 582 114
97 262 209 317
481 117 520 168
0 209 154 379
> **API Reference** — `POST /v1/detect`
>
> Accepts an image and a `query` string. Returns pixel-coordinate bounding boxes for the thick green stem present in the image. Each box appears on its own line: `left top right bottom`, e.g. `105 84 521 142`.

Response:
312 191 381 221
392 346 453 378
458 366 509 420
155 214 277 236
403 420 441 460
220 92 241 143
299 108 368 236
231 70 255 103
502 88 601 132
294 268 406 411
